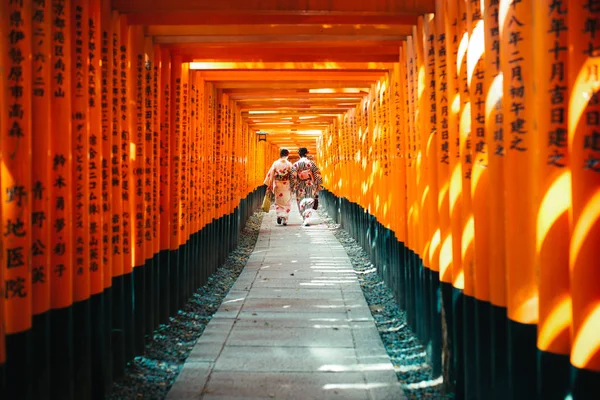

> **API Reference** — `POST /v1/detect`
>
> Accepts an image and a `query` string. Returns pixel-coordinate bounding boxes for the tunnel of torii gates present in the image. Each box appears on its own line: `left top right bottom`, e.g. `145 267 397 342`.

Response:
0 0 599 399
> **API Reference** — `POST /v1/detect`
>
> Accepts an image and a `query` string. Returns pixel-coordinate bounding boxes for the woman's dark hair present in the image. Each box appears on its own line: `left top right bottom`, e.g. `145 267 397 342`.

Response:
280 148 289 157
298 147 308 157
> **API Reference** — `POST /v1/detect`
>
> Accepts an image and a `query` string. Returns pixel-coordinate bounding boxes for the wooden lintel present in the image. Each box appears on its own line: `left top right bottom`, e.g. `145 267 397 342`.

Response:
154 35 407 45
146 24 414 37
189 62 393 71
213 81 375 89
183 54 399 63
199 70 385 81
124 12 423 26
228 92 368 99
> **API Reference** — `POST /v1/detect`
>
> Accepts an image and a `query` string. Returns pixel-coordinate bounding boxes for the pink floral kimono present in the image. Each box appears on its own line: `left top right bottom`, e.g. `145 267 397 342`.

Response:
263 158 294 224
291 157 323 222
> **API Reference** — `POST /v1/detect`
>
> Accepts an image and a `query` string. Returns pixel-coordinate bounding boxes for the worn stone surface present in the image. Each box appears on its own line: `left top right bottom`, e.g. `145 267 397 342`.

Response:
168 207 407 399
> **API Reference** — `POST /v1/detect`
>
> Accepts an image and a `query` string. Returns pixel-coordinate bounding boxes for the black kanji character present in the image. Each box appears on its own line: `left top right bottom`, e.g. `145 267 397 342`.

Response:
5 277 26 298
32 239 46 256
7 246 25 268
4 218 26 237
32 266 46 284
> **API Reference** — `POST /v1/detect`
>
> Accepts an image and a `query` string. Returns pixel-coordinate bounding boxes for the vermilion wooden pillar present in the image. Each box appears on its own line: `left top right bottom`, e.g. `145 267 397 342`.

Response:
31 0 52 397
483 0 508 397
568 0 600 396
2 0 33 398
500 0 539 398
534 0 572 398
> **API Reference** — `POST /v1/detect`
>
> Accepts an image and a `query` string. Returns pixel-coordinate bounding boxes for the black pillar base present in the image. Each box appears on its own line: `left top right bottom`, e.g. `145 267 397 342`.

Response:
111 275 126 379
73 298 92 400
430 271 442 378
571 365 600 399
133 265 146 356
169 249 179 316
103 286 113 393
32 311 51 400
123 272 135 362
507 319 537 399
475 298 491 399
538 350 570 400
490 304 509 399
440 282 455 392
158 249 170 325
90 292 107 400
5 329 33 400
50 306 74 400
452 287 465 400
463 294 478 400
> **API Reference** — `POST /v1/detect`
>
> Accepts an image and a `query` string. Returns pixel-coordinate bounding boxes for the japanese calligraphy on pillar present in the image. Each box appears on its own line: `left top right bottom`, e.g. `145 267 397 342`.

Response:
181 69 188 235
159 49 170 251
505 1 528 152
484 0 503 156
110 15 123 275
469 0 486 166
393 66 402 159
152 46 160 253
381 80 390 177
171 60 181 245
437 13 449 165
133 37 144 265
216 100 222 212
72 0 90 301
3 0 32 331
144 49 154 255
189 80 197 231
51 0 73 308
542 1 569 168
31 0 51 314
88 0 103 294
578 0 600 172
427 23 437 136
120 23 130 265
100 3 112 287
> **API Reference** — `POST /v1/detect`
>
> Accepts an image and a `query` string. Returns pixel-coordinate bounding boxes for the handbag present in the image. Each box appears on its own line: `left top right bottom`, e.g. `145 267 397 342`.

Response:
261 191 272 212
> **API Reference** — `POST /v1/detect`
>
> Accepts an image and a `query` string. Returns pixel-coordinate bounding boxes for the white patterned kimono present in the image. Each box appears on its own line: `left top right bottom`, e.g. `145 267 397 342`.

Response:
291 157 323 220
263 158 294 222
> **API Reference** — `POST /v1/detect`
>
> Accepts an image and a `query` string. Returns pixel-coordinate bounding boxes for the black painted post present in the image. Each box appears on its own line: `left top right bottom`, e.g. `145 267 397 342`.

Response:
32 312 51 400
6 330 33 400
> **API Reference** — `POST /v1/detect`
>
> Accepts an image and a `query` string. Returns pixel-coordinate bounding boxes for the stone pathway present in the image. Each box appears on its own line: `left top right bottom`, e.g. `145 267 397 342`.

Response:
166 205 406 400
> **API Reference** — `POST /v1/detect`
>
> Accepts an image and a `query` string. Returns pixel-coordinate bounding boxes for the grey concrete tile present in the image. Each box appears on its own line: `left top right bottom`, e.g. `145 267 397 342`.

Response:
201 372 369 400
226 324 355 347
240 297 351 314
250 278 360 290
245 287 345 300
364 369 408 400
234 311 352 328
165 361 213 400
213 346 359 372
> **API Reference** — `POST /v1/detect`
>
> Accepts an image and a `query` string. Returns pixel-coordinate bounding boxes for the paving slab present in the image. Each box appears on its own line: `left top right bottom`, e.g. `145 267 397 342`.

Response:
168 206 406 399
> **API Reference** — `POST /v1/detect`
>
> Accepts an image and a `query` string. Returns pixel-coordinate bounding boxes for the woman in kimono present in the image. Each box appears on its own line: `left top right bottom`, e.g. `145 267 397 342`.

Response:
291 147 323 226
263 148 294 226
